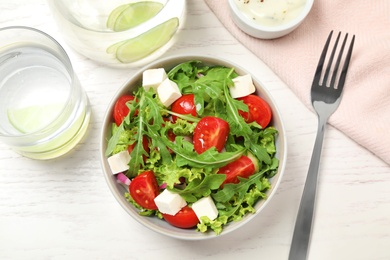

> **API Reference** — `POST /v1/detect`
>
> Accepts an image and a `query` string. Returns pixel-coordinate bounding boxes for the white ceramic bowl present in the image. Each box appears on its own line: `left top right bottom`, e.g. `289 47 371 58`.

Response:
47 0 186 68
100 54 287 240
228 0 314 39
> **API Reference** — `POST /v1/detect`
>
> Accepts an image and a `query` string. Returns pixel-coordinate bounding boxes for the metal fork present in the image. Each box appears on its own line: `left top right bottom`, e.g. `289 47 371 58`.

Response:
288 31 355 260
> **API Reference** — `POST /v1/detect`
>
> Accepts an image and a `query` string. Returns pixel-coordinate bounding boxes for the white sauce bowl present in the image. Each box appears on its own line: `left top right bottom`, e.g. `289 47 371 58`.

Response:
228 0 314 39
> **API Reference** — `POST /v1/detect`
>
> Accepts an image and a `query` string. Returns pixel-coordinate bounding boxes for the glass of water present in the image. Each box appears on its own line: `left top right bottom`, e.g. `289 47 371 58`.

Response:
0 26 91 160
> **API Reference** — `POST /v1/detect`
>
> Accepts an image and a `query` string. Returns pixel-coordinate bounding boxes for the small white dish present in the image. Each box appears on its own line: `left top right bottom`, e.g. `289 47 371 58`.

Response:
228 0 314 39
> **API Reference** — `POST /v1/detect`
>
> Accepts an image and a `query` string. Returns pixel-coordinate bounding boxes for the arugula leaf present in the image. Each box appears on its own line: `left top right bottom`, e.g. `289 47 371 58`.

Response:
211 165 271 203
172 174 226 202
249 143 272 165
212 176 270 225
160 133 246 168
105 123 125 156
167 60 205 92
222 83 253 137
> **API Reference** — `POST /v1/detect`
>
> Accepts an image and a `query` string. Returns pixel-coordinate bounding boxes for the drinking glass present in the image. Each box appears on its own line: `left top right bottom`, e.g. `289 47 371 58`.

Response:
0 26 91 160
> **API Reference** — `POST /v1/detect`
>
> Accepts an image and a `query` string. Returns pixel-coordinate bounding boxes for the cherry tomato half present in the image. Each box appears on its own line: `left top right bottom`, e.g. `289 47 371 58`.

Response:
193 116 230 154
129 170 159 210
162 206 199 229
113 95 135 126
218 155 258 186
171 94 197 122
237 95 272 128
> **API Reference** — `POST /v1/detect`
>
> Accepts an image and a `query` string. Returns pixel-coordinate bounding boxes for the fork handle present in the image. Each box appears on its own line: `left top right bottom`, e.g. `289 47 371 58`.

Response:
288 116 327 260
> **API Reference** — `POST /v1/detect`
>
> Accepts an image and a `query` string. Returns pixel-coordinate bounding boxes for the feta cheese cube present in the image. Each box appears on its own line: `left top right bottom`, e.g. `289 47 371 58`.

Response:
157 78 182 107
229 74 256 98
142 68 167 92
154 189 187 215
107 150 131 174
192 196 218 221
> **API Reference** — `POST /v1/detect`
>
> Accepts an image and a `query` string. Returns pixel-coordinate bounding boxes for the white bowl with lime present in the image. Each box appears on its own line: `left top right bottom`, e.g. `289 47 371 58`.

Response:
47 0 186 68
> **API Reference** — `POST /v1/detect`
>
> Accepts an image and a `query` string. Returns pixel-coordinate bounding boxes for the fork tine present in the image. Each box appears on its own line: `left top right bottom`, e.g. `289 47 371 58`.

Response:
330 33 347 88
324 32 341 86
312 31 334 85
336 34 355 90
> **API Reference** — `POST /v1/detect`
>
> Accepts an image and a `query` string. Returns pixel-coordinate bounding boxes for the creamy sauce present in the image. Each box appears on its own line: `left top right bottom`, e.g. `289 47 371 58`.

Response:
234 0 307 27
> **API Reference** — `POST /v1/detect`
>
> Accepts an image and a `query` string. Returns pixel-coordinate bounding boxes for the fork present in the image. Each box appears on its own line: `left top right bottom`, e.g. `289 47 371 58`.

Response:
288 31 355 260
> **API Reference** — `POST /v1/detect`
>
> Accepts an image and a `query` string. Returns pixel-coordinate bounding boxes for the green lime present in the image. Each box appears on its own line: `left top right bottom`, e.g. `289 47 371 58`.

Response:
107 1 164 32
107 17 179 63
7 104 63 134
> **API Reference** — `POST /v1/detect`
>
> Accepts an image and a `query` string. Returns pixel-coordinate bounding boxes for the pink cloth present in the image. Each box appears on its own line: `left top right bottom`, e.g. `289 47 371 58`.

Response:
205 0 390 165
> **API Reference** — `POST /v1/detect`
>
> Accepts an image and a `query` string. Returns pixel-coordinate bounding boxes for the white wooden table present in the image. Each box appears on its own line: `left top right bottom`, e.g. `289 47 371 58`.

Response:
0 1 389 259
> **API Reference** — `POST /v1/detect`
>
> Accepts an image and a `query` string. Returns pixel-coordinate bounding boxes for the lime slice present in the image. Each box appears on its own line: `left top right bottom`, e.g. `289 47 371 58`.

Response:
107 17 179 63
106 4 130 30
107 2 164 32
7 104 63 134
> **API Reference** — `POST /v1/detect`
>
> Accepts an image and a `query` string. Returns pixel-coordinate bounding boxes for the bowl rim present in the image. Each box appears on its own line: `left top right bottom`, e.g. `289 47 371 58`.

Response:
227 0 314 33
99 54 288 240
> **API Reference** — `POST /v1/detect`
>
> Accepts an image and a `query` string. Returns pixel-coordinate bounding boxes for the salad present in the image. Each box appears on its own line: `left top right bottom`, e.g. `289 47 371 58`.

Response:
105 60 279 235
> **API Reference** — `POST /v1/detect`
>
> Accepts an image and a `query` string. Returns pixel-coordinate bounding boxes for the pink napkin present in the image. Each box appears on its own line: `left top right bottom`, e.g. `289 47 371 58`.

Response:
205 0 390 165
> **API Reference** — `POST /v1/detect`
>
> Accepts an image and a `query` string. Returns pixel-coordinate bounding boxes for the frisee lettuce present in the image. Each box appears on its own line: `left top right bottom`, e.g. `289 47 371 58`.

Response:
106 60 279 234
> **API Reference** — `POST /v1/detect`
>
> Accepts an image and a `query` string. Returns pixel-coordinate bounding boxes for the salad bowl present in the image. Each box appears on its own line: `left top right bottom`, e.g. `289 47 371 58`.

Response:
100 54 287 240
